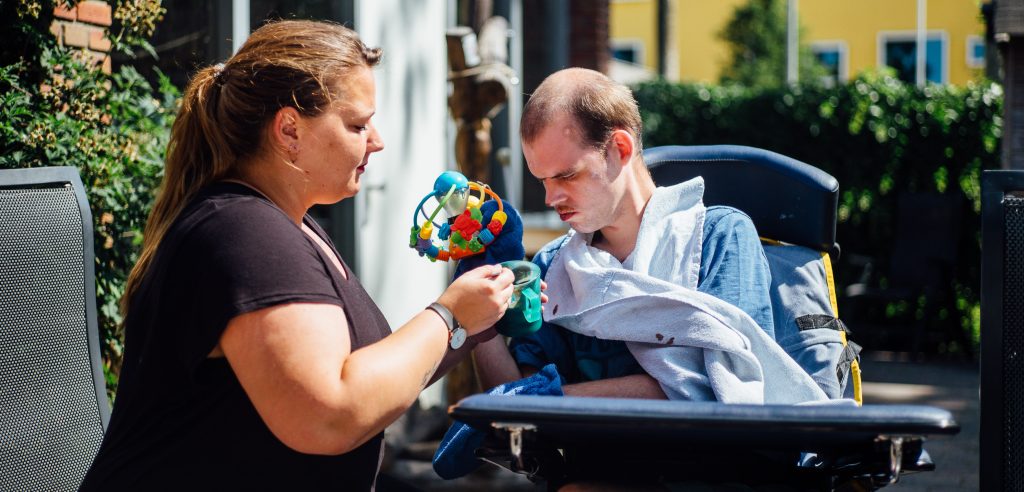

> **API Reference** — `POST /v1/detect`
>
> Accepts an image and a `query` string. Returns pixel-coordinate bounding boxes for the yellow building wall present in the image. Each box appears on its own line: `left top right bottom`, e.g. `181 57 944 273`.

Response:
801 0 985 85
674 0 749 83
609 0 658 68
610 0 987 85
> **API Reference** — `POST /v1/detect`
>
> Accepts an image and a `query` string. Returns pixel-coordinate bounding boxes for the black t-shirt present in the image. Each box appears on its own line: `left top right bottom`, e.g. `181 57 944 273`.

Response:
81 182 392 491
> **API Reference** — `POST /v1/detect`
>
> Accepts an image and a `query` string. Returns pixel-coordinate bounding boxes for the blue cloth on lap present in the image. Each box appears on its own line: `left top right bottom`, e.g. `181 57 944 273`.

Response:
432 364 564 479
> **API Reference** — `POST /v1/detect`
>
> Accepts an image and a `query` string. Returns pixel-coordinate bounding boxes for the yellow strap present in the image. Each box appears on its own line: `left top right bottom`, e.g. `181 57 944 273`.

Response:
820 251 839 319
820 251 863 405
851 359 863 405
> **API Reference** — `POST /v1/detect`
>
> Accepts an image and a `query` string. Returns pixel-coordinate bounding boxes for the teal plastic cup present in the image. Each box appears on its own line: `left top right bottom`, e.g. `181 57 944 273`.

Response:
494 260 543 337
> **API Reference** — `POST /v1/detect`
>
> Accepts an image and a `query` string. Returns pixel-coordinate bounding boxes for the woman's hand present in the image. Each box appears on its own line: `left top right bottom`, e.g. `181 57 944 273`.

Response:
438 264 514 335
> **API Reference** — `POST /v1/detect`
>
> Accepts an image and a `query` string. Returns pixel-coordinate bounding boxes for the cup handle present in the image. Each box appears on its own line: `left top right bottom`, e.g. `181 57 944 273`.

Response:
521 287 541 322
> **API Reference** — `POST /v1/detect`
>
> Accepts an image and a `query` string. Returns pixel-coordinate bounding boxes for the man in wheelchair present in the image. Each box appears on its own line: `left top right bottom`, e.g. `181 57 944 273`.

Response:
472 67 843 404
433 68 949 491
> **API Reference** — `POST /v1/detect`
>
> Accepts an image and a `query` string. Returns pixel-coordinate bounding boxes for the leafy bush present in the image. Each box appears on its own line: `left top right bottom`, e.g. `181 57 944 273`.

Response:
635 71 1003 354
0 1 177 394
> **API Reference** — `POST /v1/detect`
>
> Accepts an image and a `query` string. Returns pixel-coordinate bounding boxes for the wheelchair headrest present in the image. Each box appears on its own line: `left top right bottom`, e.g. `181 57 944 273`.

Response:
644 145 839 255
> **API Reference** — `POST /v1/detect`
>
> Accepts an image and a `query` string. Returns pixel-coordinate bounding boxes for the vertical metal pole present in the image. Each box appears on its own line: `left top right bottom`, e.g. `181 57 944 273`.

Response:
508 0 523 209
231 0 250 55
916 0 927 87
657 0 668 78
787 0 798 84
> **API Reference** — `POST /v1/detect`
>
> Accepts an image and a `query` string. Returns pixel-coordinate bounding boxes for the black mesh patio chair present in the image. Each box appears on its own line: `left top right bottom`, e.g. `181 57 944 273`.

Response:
0 167 110 491
449 145 959 491
981 170 1024 491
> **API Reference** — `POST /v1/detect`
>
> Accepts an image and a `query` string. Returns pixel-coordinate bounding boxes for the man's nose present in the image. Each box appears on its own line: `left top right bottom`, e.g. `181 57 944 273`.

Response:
544 183 563 208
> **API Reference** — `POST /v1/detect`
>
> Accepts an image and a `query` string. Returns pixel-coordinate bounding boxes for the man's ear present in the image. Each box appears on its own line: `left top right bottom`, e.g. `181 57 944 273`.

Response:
608 129 635 166
269 106 302 152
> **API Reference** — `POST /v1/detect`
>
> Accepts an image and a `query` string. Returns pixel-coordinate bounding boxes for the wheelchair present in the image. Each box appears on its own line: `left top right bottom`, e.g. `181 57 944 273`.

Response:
448 145 959 491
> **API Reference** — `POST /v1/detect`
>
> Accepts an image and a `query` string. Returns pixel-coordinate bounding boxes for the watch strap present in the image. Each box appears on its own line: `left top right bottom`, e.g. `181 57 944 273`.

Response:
426 301 456 333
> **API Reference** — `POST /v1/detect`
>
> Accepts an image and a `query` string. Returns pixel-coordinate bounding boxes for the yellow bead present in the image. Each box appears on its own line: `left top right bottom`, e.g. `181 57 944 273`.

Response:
491 211 507 225
418 223 433 239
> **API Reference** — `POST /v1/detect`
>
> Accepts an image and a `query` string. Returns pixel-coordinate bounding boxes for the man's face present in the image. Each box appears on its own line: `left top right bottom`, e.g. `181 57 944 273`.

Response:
523 114 622 234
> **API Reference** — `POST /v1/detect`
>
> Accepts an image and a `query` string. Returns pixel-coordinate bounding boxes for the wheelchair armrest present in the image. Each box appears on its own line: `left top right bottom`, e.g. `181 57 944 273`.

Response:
451 395 958 488
452 395 957 450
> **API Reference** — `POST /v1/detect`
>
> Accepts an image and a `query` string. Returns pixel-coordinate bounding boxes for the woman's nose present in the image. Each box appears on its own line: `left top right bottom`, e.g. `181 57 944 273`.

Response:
367 123 384 153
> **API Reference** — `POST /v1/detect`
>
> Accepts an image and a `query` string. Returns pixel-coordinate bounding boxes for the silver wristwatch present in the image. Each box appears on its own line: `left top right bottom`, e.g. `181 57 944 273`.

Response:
427 302 467 349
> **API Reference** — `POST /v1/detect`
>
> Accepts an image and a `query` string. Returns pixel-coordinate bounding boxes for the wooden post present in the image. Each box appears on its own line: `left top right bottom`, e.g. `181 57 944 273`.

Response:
444 18 514 406
446 26 511 183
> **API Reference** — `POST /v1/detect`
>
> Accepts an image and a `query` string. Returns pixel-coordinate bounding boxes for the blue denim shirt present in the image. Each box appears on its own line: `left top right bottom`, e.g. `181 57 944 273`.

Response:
509 206 774 384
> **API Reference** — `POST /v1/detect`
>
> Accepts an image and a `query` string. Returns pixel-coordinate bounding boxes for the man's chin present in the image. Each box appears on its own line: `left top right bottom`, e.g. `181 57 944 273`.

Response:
568 222 598 234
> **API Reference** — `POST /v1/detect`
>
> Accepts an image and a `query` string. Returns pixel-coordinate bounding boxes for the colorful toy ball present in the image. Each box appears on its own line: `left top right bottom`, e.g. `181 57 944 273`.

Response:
410 171 506 262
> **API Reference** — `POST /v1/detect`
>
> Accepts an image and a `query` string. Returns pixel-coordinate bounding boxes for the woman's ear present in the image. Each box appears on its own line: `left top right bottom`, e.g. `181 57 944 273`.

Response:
608 129 636 166
270 106 302 158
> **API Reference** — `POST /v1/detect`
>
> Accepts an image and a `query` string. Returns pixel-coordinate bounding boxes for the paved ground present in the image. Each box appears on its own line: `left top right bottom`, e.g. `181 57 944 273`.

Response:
379 351 980 491
856 352 979 492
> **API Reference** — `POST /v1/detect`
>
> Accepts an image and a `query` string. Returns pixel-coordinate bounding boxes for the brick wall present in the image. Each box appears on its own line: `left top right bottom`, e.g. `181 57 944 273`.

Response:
569 0 609 74
51 1 113 74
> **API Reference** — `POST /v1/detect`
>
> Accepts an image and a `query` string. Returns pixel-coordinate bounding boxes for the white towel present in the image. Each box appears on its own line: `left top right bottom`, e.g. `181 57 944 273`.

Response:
544 178 829 404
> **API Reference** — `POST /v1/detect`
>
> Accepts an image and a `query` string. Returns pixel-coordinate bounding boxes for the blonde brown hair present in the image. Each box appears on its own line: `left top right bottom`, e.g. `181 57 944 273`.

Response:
520 68 643 152
122 20 381 314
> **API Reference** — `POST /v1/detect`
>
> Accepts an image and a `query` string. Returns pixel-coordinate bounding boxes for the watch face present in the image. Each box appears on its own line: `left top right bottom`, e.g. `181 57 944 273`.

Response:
449 327 467 350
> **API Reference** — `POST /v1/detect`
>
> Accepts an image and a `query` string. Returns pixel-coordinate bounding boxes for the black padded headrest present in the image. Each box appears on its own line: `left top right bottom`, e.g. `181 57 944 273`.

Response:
644 145 839 254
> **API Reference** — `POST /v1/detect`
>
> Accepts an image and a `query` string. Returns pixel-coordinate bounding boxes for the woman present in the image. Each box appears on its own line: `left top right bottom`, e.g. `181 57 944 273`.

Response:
80 20 514 490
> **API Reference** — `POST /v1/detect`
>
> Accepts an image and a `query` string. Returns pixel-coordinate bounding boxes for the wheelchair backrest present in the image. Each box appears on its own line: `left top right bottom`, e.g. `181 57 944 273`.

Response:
644 145 860 403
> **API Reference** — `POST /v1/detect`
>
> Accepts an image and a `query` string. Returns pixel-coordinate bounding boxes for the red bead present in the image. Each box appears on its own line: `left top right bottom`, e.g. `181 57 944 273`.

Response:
452 210 483 237
487 219 503 236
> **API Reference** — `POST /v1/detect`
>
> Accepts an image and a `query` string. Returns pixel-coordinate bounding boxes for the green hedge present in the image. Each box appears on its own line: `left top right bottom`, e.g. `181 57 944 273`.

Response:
635 71 1003 354
1 1 176 394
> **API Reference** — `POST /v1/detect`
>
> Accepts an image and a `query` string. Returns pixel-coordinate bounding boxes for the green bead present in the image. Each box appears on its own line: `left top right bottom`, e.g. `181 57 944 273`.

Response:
468 238 483 252
409 226 420 247
470 207 483 221
451 231 466 247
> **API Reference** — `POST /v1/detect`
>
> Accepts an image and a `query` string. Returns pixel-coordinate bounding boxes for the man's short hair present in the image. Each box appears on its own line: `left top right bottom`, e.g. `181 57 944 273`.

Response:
520 68 643 153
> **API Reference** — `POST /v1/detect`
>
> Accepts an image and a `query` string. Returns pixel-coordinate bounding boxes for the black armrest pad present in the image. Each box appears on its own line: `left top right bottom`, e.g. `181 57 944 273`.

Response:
451 395 958 453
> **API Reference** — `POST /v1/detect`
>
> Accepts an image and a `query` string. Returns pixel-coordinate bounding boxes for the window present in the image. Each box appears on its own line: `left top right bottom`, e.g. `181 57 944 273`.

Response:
811 41 848 87
610 39 644 65
878 31 948 84
966 35 985 69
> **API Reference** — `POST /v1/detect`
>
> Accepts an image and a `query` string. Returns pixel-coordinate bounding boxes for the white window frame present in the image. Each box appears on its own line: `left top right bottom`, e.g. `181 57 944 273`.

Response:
877 30 950 84
610 38 646 66
966 34 985 69
810 40 849 84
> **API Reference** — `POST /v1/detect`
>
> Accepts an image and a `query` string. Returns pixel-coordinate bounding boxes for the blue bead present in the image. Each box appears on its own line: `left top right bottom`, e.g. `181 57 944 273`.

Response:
478 229 495 245
439 223 451 240
434 171 469 198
